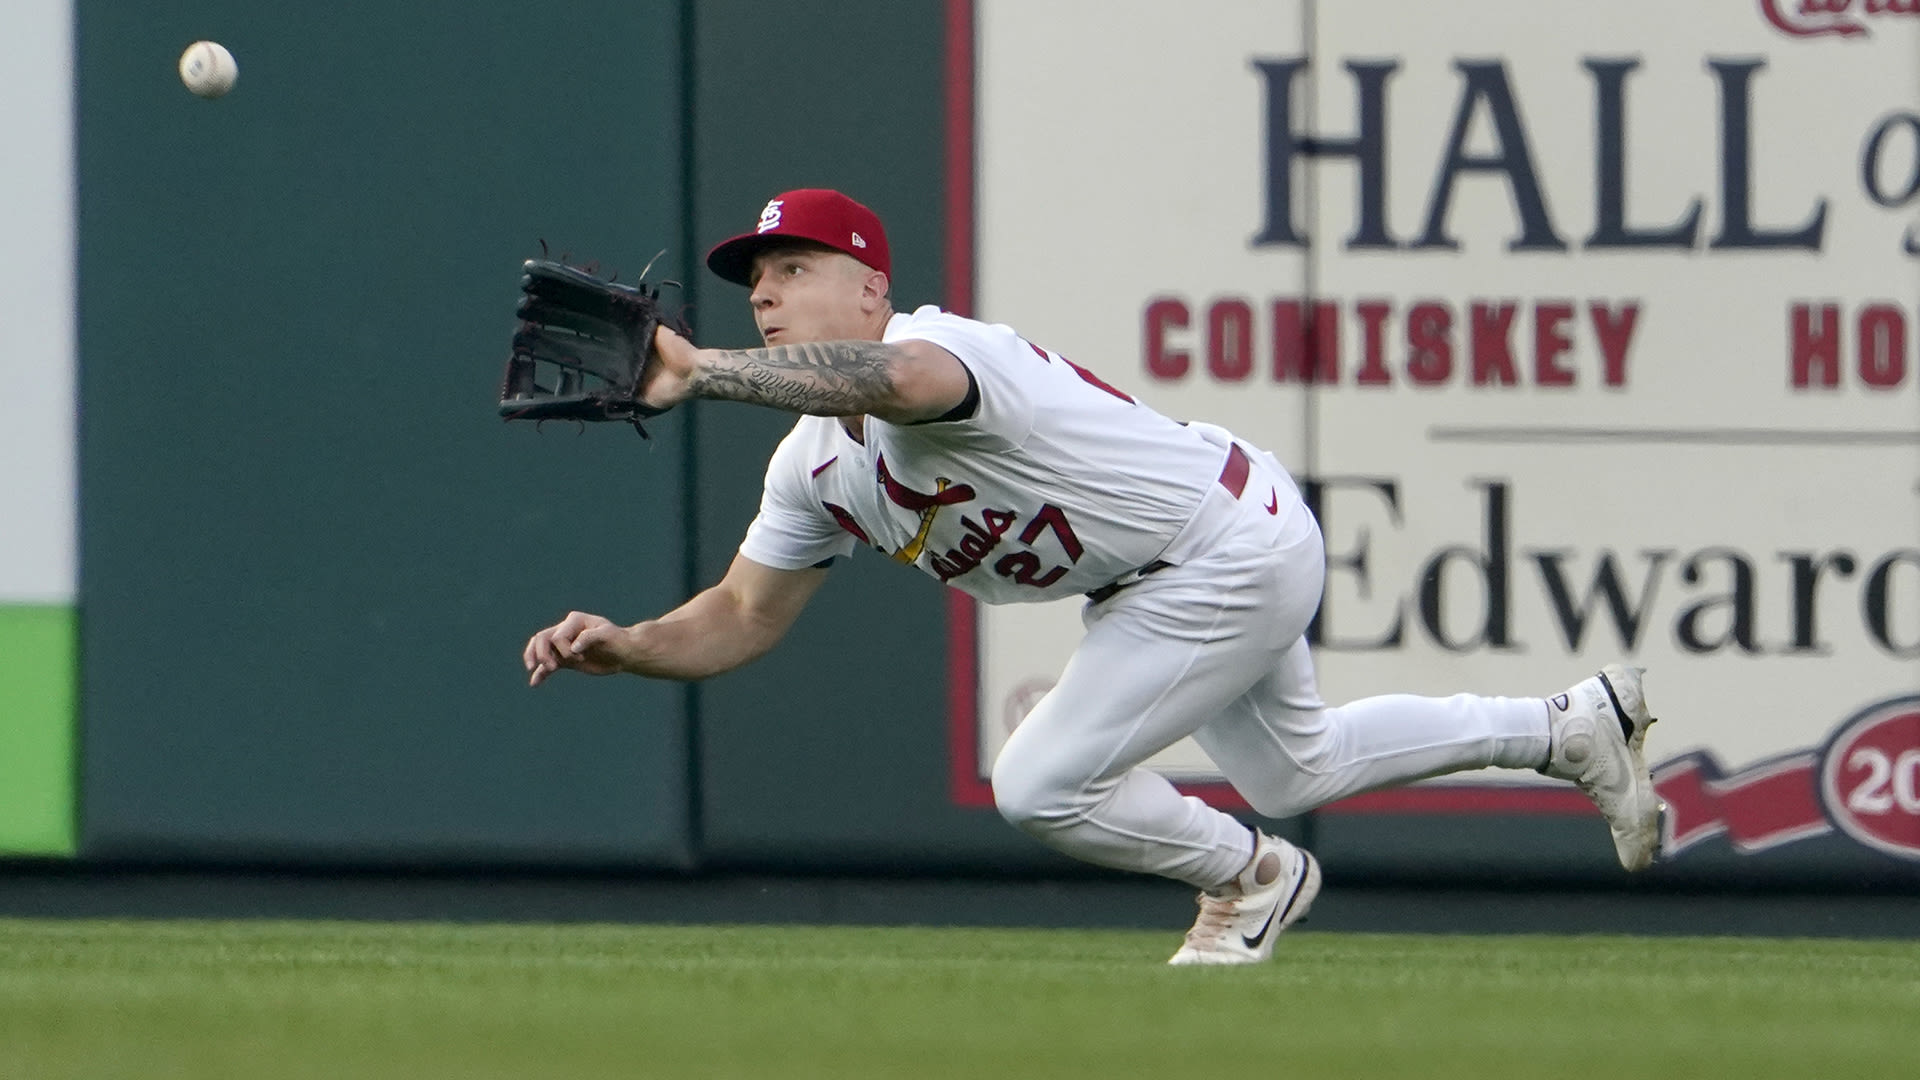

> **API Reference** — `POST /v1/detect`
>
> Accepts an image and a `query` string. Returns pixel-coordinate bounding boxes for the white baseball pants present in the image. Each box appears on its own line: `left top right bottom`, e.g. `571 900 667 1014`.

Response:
989 446 1552 891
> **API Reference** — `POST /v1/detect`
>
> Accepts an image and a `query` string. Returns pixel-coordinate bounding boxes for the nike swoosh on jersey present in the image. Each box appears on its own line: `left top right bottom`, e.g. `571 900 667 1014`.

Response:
1264 488 1279 515
1241 862 1310 950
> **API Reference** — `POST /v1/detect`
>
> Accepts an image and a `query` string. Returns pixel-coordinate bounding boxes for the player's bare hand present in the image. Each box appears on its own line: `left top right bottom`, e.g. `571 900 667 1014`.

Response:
644 324 701 411
523 610 638 687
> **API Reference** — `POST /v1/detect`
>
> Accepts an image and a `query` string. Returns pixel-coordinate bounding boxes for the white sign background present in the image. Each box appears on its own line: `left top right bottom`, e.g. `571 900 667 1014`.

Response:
973 0 1920 795
0 0 77 605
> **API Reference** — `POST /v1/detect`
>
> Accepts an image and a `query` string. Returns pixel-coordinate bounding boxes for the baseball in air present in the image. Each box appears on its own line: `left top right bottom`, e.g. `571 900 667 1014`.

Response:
179 41 238 99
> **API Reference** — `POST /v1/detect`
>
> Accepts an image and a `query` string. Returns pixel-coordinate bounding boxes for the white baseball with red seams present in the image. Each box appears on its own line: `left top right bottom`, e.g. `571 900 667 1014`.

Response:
178 41 237 99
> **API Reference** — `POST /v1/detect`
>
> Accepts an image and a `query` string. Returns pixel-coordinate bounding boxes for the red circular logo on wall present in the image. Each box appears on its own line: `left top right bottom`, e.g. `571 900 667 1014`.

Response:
1820 696 1920 860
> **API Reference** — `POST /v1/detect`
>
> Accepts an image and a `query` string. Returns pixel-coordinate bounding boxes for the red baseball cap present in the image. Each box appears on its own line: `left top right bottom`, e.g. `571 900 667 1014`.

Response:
705 189 892 287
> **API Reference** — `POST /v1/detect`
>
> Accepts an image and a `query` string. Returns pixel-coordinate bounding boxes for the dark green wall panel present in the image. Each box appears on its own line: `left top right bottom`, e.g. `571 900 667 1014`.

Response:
77 2 693 865
683 0 1052 870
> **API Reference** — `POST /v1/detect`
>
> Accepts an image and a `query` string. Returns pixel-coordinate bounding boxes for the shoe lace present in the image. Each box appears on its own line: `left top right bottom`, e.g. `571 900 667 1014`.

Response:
1182 891 1243 946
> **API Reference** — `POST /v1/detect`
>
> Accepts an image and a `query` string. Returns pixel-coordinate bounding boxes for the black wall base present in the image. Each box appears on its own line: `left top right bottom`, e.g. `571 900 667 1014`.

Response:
2 867 1915 940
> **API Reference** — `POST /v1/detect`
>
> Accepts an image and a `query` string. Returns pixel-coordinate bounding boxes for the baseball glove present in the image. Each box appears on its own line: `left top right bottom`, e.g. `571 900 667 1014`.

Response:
499 257 683 437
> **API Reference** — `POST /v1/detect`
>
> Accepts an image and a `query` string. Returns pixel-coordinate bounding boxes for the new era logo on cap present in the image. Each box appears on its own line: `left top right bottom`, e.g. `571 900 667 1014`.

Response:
707 189 892 286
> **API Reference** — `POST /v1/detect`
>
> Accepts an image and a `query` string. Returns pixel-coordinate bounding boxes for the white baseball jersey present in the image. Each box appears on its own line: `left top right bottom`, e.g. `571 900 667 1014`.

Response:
738 305 1291 604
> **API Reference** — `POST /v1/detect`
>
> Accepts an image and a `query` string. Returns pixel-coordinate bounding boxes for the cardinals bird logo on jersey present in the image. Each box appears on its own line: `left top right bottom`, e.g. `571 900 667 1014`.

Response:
875 453 976 565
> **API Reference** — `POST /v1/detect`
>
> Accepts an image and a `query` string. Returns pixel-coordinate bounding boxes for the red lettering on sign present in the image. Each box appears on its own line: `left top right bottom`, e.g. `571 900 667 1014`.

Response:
1140 294 1645 390
1534 302 1576 387
1273 300 1339 383
1759 0 1879 40
1858 304 1908 388
1207 299 1254 381
1354 300 1393 385
1787 300 1918 390
1588 302 1639 387
1407 302 1453 385
1144 297 1191 379
1470 302 1519 386
1792 303 1842 387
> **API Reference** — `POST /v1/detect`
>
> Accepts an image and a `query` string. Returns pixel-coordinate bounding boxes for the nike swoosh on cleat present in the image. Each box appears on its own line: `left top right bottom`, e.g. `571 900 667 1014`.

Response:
1240 863 1310 950
1596 671 1635 742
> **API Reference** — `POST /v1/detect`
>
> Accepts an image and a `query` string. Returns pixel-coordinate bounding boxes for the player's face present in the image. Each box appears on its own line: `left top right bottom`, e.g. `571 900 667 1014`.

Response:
747 247 883 345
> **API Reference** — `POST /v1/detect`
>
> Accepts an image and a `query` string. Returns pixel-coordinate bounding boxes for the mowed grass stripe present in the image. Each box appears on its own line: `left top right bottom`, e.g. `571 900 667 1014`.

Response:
0 920 1913 1080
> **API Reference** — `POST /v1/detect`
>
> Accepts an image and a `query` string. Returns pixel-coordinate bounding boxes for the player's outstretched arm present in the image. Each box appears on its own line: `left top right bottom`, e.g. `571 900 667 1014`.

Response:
645 325 971 423
523 554 829 687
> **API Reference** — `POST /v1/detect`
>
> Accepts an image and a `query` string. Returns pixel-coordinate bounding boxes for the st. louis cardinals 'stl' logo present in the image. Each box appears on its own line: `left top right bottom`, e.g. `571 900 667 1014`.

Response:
876 453 975 565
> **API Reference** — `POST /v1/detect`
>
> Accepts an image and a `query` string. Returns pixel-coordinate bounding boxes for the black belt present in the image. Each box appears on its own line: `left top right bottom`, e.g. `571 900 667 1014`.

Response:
1085 444 1252 604
1085 560 1172 605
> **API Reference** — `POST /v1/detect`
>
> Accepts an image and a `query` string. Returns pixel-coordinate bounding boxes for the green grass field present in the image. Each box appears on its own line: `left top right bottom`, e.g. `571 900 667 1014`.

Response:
1 919 1913 1080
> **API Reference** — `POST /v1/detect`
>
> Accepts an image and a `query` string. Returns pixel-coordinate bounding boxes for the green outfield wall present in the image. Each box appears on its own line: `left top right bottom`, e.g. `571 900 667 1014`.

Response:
0 606 76 856
74 1 695 867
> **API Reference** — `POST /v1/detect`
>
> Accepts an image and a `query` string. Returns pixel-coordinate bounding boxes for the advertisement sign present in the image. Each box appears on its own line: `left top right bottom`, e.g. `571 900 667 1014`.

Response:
963 0 1919 865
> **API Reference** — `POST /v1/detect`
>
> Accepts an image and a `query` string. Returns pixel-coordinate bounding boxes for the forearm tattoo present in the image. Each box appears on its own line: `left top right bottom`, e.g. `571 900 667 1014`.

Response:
689 341 901 415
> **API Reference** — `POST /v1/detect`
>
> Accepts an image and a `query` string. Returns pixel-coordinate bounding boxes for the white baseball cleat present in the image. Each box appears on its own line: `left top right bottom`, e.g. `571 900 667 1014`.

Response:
1167 831 1320 966
1544 664 1664 871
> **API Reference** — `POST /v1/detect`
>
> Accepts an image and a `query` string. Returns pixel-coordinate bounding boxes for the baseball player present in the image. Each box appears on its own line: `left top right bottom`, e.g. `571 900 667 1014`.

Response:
522 189 1664 964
